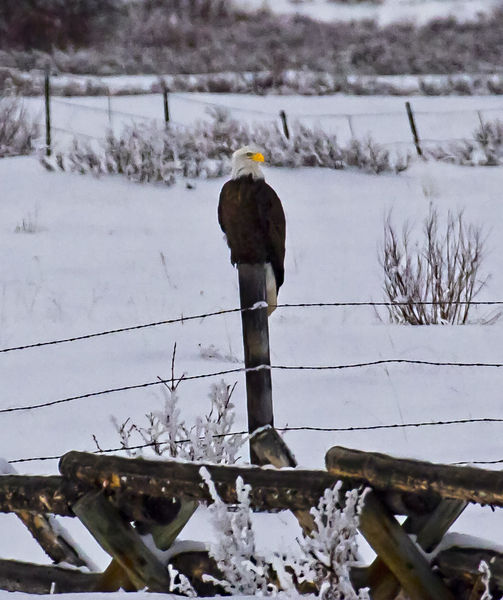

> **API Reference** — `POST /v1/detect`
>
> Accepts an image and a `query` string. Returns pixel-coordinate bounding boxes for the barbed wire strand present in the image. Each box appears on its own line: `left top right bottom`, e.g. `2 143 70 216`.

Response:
9 418 503 464
2 300 503 356
51 95 503 124
2 358 503 416
0 307 243 354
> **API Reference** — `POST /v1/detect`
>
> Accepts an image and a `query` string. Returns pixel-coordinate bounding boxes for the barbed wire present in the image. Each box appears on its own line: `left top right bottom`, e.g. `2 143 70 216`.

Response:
0 306 243 354
2 358 503 416
8 417 503 464
49 95 502 135
2 300 503 356
51 125 102 141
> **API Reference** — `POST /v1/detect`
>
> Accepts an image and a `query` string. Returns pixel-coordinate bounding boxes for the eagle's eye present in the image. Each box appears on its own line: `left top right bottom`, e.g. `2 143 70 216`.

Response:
246 152 253 157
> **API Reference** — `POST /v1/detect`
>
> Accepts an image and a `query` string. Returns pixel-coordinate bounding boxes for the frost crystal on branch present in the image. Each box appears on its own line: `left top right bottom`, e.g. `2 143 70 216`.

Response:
201 467 368 599
168 563 197 597
289 483 369 600
200 468 274 596
111 376 244 464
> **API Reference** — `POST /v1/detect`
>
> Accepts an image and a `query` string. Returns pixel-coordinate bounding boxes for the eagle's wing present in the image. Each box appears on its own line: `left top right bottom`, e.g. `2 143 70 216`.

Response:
258 181 286 290
218 178 286 291
217 180 232 235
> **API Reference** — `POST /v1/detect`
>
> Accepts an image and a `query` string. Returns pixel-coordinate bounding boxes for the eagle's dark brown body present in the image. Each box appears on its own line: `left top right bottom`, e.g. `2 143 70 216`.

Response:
218 174 286 289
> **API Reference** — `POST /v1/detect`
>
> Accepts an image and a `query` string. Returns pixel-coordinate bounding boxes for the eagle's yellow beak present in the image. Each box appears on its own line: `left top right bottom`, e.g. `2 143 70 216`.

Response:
251 152 265 163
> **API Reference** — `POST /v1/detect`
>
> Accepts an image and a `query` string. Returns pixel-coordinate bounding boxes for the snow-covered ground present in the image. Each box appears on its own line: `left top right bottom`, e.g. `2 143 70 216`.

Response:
2 144 503 576
233 0 501 25
21 92 503 152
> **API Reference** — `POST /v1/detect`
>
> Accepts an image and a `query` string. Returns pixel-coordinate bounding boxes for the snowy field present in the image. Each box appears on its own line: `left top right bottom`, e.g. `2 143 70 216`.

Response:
234 0 501 24
2 139 503 575
21 92 503 152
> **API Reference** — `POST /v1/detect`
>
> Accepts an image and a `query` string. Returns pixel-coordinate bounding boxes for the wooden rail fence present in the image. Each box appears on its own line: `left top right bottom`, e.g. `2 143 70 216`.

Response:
0 427 502 599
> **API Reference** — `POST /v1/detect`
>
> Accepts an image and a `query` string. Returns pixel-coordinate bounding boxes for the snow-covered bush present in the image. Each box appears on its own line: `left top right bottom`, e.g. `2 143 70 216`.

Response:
113 364 244 464
289 483 370 600
201 469 368 599
201 469 274 595
0 95 38 158
48 110 409 182
345 137 409 174
381 207 496 325
428 118 503 166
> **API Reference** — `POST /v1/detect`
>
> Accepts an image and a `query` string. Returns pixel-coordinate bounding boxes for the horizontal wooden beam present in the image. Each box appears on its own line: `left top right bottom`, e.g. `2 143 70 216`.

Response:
0 475 77 516
326 446 503 508
0 472 182 524
60 451 337 512
0 559 100 594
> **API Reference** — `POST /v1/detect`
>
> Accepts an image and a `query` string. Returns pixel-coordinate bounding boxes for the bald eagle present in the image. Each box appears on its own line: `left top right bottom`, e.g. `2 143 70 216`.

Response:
218 146 286 315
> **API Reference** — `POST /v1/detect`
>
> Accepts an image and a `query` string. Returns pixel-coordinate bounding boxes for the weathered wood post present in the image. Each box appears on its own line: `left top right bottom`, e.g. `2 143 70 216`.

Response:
44 68 51 157
107 88 113 128
238 264 273 463
347 114 355 138
405 101 423 157
279 110 290 139
477 110 485 129
162 81 170 124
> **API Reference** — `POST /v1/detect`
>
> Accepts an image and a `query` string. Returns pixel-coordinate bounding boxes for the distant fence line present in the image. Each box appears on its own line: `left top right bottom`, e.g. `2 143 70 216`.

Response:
37 84 503 154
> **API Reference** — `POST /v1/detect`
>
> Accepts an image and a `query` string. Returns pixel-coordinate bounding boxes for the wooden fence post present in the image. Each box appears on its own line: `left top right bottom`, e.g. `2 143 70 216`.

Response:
107 88 113 129
279 110 290 139
44 69 51 157
162 82 170 124
238 264 273 463
405 101 422 157
347 114 355 138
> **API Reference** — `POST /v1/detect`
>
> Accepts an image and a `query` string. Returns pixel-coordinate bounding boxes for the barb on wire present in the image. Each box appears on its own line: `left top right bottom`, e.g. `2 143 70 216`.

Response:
2 300 503 356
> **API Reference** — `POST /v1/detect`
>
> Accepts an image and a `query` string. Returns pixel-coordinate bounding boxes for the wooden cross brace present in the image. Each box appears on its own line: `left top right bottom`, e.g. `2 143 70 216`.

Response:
326 446 471 600
253 430 465 600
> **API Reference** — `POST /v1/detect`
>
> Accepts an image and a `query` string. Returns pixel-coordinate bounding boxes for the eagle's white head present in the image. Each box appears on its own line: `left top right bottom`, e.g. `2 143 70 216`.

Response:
231 145 265 180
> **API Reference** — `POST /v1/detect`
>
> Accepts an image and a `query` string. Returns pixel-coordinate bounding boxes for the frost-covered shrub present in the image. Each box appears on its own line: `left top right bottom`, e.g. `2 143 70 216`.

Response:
345 138 409 174
113 374 244 464
289 483 370 600
381 207 496 325
0 95 39 157
201 469 369 599
474 119 503 166
49 111 409 181
428 118 503 166
201 470 274 595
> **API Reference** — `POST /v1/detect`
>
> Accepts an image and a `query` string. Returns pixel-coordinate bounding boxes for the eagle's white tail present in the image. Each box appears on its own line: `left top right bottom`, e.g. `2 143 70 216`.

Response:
265 263 277 316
